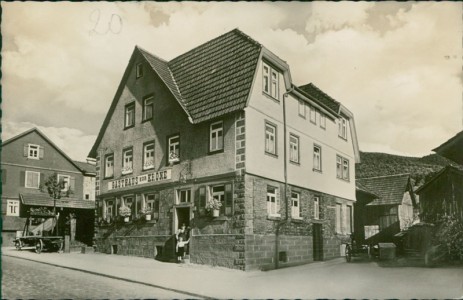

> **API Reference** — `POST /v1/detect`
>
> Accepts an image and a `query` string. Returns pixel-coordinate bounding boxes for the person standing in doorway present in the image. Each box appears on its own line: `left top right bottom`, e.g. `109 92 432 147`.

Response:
176 236 189 263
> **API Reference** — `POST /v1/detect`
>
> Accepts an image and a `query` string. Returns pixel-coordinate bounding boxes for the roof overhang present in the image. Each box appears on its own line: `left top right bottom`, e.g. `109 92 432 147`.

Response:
291 86 339 120
432 131 463 164
19 194 96 210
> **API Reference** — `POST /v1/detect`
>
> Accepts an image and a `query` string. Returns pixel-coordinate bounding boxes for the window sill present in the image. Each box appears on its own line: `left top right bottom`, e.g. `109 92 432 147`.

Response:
290 160 300 166
291 217 303 223
208 148 224 155
142 167 155 172
313 168 322 173
141 118 152 124
310 120 317 125
104 176 114 180
338 136 348 141
166 161 180 167
336 177 350 183
267 214 281 221
298 114 306 119
265 151 278 159
262 92 280 103
121 172 134 176
124 125 135 131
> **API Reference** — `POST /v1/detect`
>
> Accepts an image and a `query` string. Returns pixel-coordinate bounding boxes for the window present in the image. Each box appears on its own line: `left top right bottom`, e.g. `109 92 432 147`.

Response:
310 106 317 124
104 154 114 178
209 121 224 152
122 148 133 175
145 193 160 219
168 135 180 164
265 123 277 155
262 62 279 100
143 96 154 121
338 116 347 139
198 183 232 216
289 134 299 164
125 103 135 128
136 63 143 78
85 194 90 200
25 171 40 189
28 144 40 159
320 113 326 129
105 199 114 222
178 189 192 203
212 185 225 214
336 203 342 233
298 100 305 118
7 200 19 216
336 155 350 181
313 145 322 172
267 186 280 216
314 196 320 220
291 192 301 219
143 142 155 170
346 205 353 234
58 174 70 192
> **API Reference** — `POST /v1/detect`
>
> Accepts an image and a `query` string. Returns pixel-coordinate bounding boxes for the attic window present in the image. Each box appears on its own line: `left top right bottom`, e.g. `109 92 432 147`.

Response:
136 63 143 79
262 62 279 100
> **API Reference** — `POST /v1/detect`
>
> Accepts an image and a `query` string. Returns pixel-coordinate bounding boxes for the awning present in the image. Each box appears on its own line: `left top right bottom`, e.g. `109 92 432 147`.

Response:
19 193 95 210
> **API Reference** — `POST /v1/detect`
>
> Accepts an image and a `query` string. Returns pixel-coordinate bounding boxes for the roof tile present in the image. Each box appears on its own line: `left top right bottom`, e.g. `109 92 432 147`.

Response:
357 174 411 206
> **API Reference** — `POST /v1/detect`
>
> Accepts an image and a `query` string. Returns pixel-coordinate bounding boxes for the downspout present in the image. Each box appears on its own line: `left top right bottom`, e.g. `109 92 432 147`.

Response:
275 88 293 269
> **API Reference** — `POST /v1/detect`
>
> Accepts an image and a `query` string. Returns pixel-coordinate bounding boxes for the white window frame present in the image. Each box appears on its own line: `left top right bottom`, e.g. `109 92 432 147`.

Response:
298 100 306 118
289 134 299 164
143 142 155 170
28 144 40 159
105 199 114 222
105 154 114 178
136 63 143 78
320 113 326 129
267 186 280 217
143 96 154 121
122 148 133 175
168 135 180 163
25 171 40 189
125 103 135 128
7 200 19 216
313 145 322 172
265 123 277 155
336 155 350 181
291 192 301 219
262 62 279 100
338 116 347 139
314 196 320 220
310 106 317 124
58 174 70 192
145 194 159 218
210 121 224 152
177 189 192 204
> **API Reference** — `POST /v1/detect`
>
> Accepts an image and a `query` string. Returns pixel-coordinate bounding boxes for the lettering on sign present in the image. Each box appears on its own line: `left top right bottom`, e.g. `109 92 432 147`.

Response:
108 169 171 190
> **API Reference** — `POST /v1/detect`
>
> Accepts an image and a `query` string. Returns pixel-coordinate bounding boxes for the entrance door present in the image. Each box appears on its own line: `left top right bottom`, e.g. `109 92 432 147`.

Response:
313 223 324 261
176 207 190 230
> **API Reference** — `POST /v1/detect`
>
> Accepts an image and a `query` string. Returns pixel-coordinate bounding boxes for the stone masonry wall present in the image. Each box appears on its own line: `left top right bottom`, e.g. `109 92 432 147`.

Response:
190 234 244 270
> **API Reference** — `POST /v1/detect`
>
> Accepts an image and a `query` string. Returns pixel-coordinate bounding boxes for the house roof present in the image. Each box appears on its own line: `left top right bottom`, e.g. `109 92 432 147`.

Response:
432 130 463 164
297 83 341 115
72 161 96 175
19 193 96 210
415 165 463 194
357 173 412 206
356 181 378 198
2 128 89 175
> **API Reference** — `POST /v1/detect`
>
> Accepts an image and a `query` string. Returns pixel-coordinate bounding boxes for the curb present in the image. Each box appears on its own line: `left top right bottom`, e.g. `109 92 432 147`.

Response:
4 254 213 299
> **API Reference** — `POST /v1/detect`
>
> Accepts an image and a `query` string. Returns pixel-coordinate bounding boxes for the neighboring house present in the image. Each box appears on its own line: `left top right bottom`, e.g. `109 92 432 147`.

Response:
1 128 96 247
88 29 360 271
356 174 417 244
417 131 463 223
354 182 378 245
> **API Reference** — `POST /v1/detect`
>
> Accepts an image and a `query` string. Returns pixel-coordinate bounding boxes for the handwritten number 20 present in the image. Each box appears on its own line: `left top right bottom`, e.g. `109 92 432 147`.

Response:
90 9 123 35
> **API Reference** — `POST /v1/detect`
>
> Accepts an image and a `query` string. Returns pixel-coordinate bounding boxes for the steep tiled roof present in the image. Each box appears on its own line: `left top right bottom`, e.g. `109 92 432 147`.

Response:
432 130 463 164
20 193 95 209
168 29 262 123
357 174 411 206
298 83 341 115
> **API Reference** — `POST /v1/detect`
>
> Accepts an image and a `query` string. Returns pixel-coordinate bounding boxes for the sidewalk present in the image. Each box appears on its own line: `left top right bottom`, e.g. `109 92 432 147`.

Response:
3 247 463 299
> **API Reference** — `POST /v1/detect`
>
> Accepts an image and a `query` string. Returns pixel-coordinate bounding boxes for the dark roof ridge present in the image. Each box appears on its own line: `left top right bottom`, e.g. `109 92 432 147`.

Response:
300 82 340 106
357 173 411 180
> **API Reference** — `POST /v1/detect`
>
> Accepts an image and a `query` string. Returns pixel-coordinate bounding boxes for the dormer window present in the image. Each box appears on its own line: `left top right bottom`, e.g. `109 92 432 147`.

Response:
136 63 143 79
262 62 279 100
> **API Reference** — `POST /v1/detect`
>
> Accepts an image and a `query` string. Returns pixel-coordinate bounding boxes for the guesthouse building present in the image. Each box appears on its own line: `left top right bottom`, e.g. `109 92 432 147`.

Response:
88 29 360 270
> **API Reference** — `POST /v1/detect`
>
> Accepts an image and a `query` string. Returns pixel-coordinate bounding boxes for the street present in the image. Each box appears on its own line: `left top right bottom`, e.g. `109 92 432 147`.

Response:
1 255 190 299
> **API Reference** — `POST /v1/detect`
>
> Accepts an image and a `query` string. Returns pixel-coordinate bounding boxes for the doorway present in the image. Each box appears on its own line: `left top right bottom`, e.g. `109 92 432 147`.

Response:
313 223 324 261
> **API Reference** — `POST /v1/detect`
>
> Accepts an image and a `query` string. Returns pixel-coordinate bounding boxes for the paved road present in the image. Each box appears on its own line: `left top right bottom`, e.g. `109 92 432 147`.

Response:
2 255 191 299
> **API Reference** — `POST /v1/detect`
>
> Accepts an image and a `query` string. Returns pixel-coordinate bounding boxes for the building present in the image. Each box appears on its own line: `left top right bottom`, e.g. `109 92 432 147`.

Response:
432 131 463 165
88 29 360 270
1 128 96 247
356 174 417 244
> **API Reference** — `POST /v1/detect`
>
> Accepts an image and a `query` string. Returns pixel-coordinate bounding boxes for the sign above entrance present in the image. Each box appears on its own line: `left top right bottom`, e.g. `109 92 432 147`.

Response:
108 169 172 191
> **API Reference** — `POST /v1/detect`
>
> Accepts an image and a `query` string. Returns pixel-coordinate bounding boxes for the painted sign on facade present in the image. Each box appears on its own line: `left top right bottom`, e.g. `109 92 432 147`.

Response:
107 169 171 190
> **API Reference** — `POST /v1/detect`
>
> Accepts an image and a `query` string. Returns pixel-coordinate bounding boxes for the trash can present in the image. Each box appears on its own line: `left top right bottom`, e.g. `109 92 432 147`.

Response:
378 243 396 260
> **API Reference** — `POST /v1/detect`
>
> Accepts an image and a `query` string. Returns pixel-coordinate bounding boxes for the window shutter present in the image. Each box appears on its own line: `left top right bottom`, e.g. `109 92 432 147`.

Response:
39 146 44 159
102 200 106 220
154 192 160 213
24 144 28 157
40 173 45 188
225 183 233 216
20 171 25 187
2 169 6 184
70 176 75 192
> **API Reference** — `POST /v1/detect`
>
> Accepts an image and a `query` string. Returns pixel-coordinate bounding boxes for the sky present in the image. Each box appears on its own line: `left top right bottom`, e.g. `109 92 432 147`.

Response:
2 2 462 161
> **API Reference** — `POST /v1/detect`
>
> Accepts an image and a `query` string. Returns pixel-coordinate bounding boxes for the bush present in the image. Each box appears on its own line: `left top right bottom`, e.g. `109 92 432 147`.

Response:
434 216 463 261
